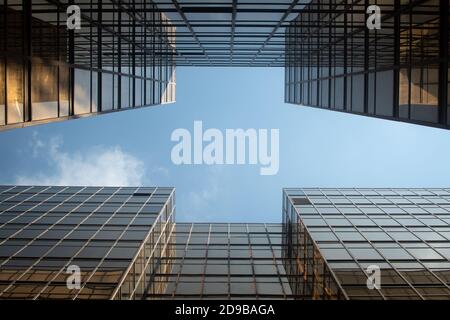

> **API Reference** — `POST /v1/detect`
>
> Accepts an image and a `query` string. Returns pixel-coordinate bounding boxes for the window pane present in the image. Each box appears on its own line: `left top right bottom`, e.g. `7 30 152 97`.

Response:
102 72 113 111
376 70 394 116
31 63 58 120
410 66 438 123
0 57 5 125
7 58 24 124
59 65 69 117
74 68 91 115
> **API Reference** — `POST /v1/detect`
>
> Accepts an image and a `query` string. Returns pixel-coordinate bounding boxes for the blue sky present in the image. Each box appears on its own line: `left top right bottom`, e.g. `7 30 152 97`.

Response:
1 67 450 222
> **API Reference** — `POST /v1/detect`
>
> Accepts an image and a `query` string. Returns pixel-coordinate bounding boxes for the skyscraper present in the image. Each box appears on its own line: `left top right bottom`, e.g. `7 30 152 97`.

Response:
2 185 450 300
1 1 448 130
0 1 176 131
285 0 450 129
0 185 175 299
0 185 296 300
283 188 450 299
151 222 293 300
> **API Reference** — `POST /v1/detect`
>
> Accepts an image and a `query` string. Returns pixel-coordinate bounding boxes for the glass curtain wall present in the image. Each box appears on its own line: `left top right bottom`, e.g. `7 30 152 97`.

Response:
0 1 176 131
285 0 449 129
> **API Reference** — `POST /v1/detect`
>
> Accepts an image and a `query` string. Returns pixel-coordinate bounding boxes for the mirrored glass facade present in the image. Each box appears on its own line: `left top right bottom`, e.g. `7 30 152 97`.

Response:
148 223 293 299
151 0 304 67
2 185 450 300
1 1 448 130
0 1 176 131
0 185 175 299
284 188 450 300
285 0 449 129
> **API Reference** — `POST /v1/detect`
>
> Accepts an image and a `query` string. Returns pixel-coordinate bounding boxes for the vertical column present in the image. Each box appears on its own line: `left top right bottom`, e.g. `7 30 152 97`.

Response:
151 4 155 105
1 0 6 125
158 11 162 104
68 0 75 116
97 1 102 112
407 6 412 120
393 0 400 118
363 0 369 114
316 0 321 107
438 0 448 126
307 8 311 106
131 0 136 107
143 1 147 105
24 0 31 122
328 0 332 108
298 17 303 104
292 23 296 104
56 5 60 118
343 0 348 111
117 3 121 109
285 26 289 103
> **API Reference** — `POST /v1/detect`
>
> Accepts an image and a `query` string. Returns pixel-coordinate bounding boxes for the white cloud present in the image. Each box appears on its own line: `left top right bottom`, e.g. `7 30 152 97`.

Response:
151 166 170 177
17 135 145 186
188 183 219 209
30 131 45 157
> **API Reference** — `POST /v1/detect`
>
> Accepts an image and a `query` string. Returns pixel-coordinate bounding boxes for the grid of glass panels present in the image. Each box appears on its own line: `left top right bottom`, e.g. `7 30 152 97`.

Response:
0 1 176 131
0 185 175 300
284 188 450 300
152 0 304 66
147 223 294 299
285 0 449 129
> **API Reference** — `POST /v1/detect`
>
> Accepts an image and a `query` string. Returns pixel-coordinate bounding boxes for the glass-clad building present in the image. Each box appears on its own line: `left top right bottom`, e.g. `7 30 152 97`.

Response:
283 188 450 300
285 0 450 129
1 1 448 130
150 0 304 67
0 185 175 299
148 223 293 300
0 1 176 131
2 185 450 300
